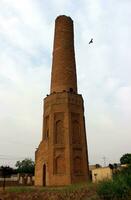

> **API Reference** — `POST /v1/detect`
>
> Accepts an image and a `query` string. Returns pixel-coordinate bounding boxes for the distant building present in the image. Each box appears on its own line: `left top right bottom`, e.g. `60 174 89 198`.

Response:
89 165 97 171
121 164 128 168
91 167 112 183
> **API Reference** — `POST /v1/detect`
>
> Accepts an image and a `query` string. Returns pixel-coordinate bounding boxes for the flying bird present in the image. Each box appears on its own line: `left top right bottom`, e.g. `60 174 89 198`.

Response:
89 38 93 44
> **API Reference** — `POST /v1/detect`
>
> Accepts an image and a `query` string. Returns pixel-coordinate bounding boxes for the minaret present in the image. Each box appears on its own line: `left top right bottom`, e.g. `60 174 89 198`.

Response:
51 15 77 93
35 15 89 186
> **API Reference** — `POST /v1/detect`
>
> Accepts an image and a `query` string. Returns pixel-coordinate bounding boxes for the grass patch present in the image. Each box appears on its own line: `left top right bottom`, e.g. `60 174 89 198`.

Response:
40 182 93 192
6 186 37 193
6 181 93 193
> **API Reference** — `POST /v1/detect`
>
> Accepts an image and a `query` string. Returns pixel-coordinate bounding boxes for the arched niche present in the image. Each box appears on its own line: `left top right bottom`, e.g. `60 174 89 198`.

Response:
73 156 82 174
55 120 64 144
43 116 49 139
72 120 81 144
55 155 65 174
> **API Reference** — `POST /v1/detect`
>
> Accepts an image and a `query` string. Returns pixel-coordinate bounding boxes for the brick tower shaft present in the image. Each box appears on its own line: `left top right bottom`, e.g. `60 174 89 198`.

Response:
51 16 77 93
35 15 89 187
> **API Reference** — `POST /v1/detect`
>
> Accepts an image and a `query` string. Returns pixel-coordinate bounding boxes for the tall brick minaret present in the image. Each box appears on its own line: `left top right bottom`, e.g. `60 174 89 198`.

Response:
35 15 89 186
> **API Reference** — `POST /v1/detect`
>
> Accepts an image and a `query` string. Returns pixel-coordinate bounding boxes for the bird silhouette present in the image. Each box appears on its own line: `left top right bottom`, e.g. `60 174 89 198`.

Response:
89 38 93 44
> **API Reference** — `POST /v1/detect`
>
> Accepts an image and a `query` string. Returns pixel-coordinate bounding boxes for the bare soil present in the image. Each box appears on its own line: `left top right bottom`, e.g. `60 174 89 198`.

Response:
0 185 98 200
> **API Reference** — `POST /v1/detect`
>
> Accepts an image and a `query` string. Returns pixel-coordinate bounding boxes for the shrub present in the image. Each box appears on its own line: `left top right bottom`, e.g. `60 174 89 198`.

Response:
97 177 130 200
97 180 114 200
114 165 131 188
113 176 129 199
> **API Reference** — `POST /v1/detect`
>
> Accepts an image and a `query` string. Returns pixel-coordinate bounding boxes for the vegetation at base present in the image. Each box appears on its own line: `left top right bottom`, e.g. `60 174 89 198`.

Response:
6 182 93 193
6 186 36 193
97 165 131 200
2 154 131 200
0 183 98 200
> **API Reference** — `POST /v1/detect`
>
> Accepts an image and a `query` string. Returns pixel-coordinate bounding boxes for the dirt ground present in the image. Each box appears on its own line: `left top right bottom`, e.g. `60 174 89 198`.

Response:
0 186 98 200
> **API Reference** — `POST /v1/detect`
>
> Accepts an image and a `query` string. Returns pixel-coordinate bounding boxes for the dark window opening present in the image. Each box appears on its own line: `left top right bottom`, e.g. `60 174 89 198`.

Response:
69 88 73 92
43 164 46 186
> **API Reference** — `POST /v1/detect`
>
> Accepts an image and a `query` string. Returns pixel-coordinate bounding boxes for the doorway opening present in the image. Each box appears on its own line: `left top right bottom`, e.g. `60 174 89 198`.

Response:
43 164 46 186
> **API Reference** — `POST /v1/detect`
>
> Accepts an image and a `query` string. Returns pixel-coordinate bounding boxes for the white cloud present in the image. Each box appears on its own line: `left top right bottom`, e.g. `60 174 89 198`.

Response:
116 86 131 114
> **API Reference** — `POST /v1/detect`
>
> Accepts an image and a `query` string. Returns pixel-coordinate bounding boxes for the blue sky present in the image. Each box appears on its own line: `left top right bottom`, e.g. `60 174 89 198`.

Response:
0 0 131 167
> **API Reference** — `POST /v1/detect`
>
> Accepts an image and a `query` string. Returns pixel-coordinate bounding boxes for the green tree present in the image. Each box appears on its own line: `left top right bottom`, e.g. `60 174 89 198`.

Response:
15 158 35 175
108 163 114 170
113 163 118 169
0 166 13 190
95 164 101 168
120 153 131 165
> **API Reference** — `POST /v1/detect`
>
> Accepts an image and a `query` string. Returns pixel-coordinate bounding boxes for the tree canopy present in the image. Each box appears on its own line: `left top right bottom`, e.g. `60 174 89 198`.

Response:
0 166 14 190
0 166 13 177
120 153 131 165
15 158 35 174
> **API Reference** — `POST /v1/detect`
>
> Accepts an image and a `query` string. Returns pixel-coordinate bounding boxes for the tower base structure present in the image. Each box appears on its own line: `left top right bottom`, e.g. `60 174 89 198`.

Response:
35 91 89 186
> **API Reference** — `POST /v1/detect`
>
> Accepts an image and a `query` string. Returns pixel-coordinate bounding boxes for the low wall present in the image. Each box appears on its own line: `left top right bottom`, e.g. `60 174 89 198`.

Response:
0 174 34 187
0 181 19 187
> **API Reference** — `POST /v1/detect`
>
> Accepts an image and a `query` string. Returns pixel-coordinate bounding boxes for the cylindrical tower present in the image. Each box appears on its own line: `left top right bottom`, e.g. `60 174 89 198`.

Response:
50 15 77 93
